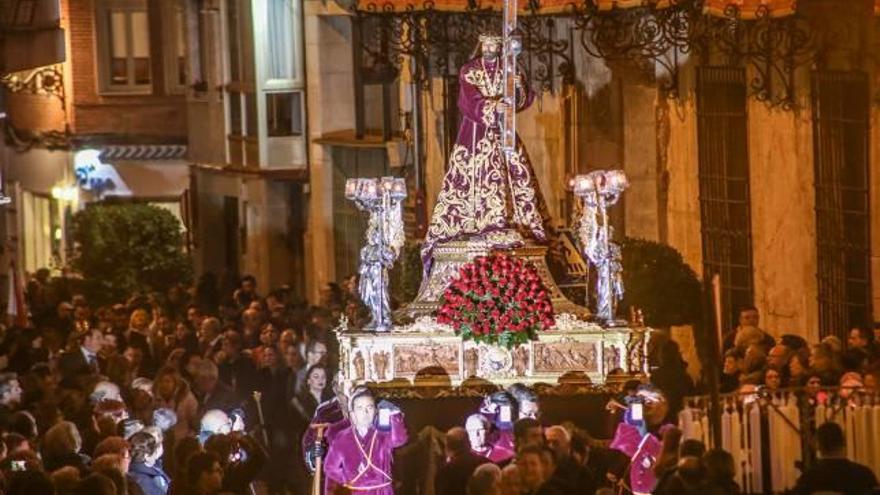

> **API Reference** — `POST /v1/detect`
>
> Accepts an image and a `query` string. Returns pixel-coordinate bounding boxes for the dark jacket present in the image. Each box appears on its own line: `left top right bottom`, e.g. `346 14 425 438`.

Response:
790 457 878 495
434 451 490 495
129 461 171 495
221 435 267 495
199 381 241 415
57 348 101 381
43 452 91 477
218 355 259 401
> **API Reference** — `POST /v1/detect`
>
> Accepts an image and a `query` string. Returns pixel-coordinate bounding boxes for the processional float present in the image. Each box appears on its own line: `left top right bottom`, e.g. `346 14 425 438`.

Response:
337 0 648 393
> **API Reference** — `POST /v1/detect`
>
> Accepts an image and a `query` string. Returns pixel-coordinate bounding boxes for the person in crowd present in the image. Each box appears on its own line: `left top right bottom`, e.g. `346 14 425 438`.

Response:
324 388 408 494
467 462 502 495
198 318 223 360
723 306 773 351
703 448 740 494
652 426 683 486
766 344 791 370
129 430 171 495
435 427 489 495
186 452 225 495
791 421 878 494
168 436 203 494
544 425 595 493
250 324 280 367
508 384 541 421
719 349 742 393
763 367 783 391
294 340 328 394
126 308 156 377
787 351 810 385
9 470 58 495
256 343 295 494
291 363 332 423
465 413 513 463
217 331 258 401
478 390 519 455
0 373 23 429
513 418 543 453
58 328 104 381
500 463 523 494
192 360 239 414
810 342 842 383
42 421 90 475
198 409 235 445
205 431 267 495
153 367 199 439
233 275 260 310
515 445 549 495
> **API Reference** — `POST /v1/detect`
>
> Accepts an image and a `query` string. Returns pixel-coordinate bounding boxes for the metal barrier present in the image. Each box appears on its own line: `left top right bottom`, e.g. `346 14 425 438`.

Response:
679 387 880 494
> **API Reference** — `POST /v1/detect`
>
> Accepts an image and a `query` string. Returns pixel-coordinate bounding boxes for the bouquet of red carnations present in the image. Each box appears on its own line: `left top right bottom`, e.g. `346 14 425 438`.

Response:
436 253 555 349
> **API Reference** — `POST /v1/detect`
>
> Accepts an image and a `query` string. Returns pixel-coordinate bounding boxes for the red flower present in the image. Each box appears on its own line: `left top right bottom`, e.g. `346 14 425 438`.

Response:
436 253 554 349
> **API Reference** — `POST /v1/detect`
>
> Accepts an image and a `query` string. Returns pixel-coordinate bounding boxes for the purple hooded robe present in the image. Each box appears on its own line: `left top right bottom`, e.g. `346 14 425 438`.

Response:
323 412 408 494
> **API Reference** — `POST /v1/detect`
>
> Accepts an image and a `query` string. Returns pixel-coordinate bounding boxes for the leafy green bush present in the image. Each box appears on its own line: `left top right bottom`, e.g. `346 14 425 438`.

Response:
390 242 423 306
70 203 193 306
620 237 702 328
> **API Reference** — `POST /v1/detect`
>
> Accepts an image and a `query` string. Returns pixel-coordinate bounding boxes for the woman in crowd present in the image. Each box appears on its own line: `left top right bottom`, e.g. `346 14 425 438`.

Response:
153 367 199 440
291 364 333 423
128 430 171 495
42 421 89 475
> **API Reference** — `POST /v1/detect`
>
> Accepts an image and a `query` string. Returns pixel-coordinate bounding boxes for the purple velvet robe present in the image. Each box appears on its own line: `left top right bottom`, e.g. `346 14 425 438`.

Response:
609 422 671 494
302 398 350 470
473 439 515 464
324 413 408 494
422 56 548 272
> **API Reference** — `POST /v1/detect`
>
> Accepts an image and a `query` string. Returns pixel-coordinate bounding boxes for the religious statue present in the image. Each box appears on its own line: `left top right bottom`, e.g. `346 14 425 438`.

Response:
421 34 549 276
572 170 628 324
346 177 407 332
358 223 396 331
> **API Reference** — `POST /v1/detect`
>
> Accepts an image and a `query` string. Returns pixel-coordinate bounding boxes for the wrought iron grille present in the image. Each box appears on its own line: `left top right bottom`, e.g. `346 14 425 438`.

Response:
812 71 871 339
696 66 754 334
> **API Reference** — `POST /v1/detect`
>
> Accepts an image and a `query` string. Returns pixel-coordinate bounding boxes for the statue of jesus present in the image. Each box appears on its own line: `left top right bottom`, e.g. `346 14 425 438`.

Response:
421 34 549 274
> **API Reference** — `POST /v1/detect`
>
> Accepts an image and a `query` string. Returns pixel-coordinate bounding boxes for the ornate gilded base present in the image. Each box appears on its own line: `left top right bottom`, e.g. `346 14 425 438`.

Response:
397 234 590 321
335 314 649 393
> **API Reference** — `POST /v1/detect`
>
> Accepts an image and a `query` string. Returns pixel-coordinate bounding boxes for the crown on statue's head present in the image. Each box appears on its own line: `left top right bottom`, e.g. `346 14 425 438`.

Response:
478 33 503 44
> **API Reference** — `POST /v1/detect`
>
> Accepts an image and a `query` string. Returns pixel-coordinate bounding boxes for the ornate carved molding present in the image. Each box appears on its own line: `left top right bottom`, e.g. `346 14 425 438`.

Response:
0 65 65 103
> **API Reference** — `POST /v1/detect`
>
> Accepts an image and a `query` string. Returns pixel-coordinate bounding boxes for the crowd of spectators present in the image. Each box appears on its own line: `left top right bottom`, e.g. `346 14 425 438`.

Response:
0 271 364 494
0 267 874 494
719 306 880 401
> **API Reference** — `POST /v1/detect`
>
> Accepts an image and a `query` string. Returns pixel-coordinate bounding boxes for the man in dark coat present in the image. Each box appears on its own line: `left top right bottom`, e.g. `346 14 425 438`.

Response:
435 427 490 495
791 422 878 495
58 328 104 381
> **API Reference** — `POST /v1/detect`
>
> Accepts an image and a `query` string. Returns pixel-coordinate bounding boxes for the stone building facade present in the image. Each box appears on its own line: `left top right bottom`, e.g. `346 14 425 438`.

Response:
301 0 880 346
3 0 877 350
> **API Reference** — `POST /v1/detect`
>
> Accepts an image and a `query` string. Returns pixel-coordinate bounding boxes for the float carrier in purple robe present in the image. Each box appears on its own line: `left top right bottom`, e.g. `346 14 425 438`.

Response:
324 412 408 494
609 422 671 495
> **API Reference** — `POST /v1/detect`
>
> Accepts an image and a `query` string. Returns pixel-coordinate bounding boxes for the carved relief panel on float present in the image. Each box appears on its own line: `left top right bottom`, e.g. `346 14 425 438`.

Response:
335 316 649 392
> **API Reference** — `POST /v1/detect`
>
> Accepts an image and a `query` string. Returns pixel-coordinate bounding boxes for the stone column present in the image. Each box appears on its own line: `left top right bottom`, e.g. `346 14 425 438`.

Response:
303 10 356 302
746 67 819 342
622 79 660 241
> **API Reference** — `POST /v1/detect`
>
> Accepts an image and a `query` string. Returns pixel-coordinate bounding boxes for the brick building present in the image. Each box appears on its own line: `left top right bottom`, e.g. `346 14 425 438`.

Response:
1 0 190 274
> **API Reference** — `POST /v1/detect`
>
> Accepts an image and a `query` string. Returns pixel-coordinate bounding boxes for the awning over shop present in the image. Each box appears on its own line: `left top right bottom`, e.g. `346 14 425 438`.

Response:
356 0 799 18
